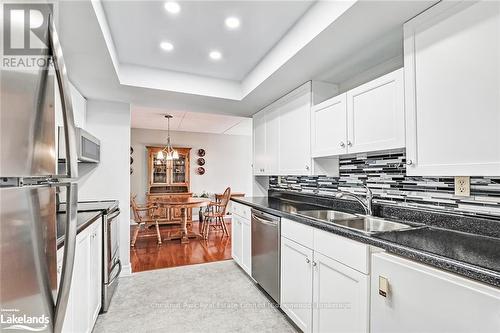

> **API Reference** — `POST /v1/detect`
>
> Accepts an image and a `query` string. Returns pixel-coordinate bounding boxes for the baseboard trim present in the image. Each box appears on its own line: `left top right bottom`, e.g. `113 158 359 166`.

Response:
120 263 132 277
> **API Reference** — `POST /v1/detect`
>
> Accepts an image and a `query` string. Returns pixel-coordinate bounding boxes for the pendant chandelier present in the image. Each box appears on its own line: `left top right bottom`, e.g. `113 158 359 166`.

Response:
157 114 179 161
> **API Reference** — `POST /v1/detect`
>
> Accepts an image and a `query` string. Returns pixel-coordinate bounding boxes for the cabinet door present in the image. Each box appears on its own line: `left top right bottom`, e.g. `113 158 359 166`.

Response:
72 230 90 333
281 237 313 333
170 154 188 185
231 215 242 265
69 82 86 129
241 218 252 275
89 222 102 326
371 252 500 333
279 85 312 175
404 1 500 176
253 110 266 175
265 106 280 175
346 69 405 154
313 252 369 333
57 249 74 333
311 94 347 157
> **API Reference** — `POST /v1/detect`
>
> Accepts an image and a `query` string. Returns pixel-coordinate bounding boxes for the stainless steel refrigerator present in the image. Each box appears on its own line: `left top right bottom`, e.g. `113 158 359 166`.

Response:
0 18 79 333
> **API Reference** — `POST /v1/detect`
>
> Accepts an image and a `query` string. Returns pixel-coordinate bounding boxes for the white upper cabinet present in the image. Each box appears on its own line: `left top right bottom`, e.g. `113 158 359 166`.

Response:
278 84 312 175
311 94 347 157
252 109 266 175
253 81 336 176
55 81 87 129
404 0 500 176
266 105 280 175
311 69 405 158
347 68 405 154
70 83 87 129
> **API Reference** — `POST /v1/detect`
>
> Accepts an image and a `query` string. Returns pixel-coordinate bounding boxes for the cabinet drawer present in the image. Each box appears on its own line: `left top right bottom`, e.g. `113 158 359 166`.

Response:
281 218 314 249
231 201 251 219
314 229 369 274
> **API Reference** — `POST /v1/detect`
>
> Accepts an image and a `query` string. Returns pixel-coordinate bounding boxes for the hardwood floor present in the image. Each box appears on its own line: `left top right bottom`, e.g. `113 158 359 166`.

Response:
130 219 232 273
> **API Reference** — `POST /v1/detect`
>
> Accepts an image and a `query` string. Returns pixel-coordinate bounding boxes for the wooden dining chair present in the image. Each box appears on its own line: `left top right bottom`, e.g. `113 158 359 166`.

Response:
130 194 162 246
200 187 231 239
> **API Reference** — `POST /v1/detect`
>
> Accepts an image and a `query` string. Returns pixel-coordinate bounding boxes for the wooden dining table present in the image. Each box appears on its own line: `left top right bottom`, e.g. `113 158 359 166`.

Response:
155 197 211 243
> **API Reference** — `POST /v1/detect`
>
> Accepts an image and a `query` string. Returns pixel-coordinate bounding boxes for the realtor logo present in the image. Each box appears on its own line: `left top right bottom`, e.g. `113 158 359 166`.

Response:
2 3 53 56
0 309 50 332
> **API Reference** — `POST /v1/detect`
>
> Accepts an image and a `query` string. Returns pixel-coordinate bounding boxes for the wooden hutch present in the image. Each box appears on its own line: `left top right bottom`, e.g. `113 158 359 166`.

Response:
146 146 192 222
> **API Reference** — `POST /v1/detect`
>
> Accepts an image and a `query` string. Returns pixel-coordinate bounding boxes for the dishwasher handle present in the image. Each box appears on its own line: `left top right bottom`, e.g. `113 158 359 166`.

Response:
251 213 279 227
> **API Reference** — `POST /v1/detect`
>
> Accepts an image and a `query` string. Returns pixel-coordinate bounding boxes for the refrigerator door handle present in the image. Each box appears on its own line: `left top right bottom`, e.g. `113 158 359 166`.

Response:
53 183 78 333
48 14 78 180
48 16 79 333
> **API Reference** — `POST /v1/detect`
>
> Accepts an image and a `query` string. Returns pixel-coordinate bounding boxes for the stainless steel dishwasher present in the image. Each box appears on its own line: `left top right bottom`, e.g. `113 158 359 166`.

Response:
251 209 281 304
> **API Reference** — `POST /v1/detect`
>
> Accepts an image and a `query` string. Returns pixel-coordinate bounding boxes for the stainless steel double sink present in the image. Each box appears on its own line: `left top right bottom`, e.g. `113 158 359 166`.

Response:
295 209 414 235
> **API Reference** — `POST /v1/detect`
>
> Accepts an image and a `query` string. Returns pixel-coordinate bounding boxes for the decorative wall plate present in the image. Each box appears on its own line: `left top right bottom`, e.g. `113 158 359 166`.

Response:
197 167 205 175
198 149 205 157
197 158 205 166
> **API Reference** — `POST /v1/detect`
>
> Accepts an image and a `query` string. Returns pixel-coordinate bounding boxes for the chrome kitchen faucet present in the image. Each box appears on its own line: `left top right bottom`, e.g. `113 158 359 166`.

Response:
335 184 373 216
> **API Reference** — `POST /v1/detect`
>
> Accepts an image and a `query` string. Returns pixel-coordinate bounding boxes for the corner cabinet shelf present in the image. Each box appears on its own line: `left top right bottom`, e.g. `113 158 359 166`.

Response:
146 146 192 222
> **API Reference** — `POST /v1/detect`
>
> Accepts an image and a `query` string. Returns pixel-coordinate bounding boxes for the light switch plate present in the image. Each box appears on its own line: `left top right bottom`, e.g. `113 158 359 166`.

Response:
454 176 470 196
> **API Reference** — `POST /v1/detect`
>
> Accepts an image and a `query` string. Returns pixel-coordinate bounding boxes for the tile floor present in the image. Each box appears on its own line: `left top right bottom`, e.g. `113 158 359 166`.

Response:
94 261 297 333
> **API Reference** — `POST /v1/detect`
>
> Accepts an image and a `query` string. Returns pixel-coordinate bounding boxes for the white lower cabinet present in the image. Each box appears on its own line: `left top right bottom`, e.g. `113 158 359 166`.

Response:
280 218 370 333
371 252 500 333
313 252 369 333
241 217 252 274
231 215 242 265
281 237 313 333
89 222 102 325
231 205 252 276
57 220 102 333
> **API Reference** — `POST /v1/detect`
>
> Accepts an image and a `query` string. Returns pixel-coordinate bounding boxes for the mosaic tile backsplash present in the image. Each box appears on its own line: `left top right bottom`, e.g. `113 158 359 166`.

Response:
269 149 500 218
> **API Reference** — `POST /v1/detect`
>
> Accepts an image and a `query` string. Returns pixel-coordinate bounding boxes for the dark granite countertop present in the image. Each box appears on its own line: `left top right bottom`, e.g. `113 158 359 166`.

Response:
231 196 500 288
56 211 102 249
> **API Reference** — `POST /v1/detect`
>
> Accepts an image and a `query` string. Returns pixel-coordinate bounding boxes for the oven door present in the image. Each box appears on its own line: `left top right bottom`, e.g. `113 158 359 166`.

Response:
106 209 120 275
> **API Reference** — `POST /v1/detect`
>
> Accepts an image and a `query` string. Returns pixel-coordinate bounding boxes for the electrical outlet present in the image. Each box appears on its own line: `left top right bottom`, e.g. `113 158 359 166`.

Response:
454 176 470 196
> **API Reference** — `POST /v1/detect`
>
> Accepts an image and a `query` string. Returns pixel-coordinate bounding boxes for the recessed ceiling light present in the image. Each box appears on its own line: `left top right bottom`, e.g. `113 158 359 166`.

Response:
225 17 240 30
164 2 180 14
160 41 174 52
209 50 222 61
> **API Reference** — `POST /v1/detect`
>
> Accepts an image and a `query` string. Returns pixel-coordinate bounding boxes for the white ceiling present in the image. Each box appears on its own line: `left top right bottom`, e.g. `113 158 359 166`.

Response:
131 105 252 135
58 0 438 120
102 0 314 81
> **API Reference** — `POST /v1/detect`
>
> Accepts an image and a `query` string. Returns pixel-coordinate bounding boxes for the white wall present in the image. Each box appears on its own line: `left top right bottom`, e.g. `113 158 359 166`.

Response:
78 100 132 275
131 128 253 207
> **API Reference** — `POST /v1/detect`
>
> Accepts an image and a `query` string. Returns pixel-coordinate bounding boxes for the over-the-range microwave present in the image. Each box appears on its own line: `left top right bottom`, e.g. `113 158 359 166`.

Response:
58 126 100 163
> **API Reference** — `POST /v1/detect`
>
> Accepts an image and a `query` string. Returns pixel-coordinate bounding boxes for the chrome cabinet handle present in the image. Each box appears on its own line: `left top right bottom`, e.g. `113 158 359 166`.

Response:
406 160 413 165
108 209 121 221
312 261 317 267
251 213 278 227
107 259 123 286
305 165 310 171
50 14 78 180
347 141 352 147
340 141 345 148
305 258 311 264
